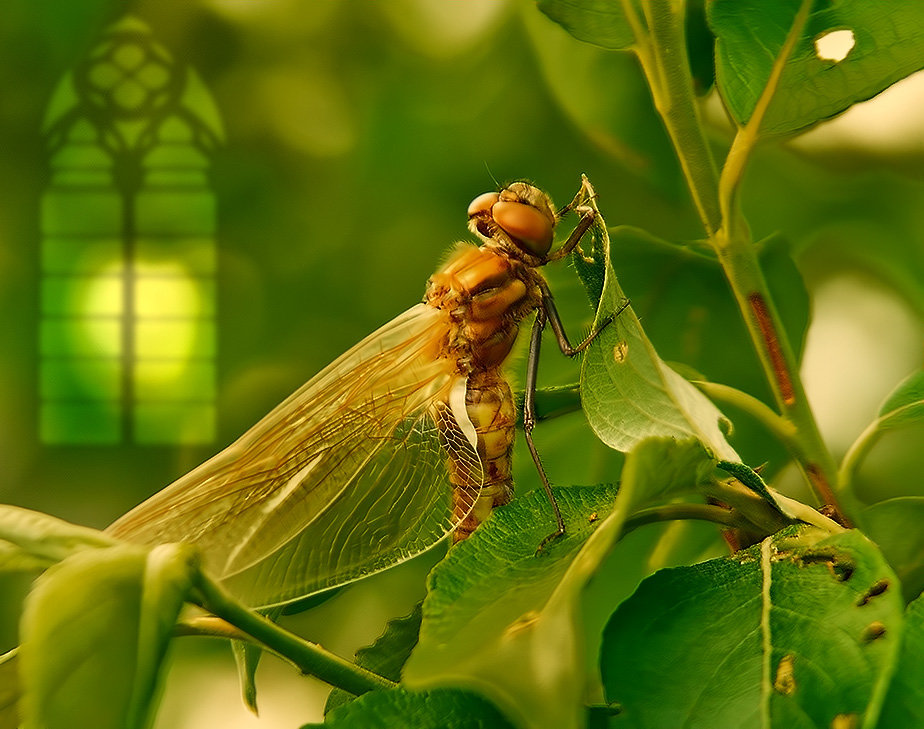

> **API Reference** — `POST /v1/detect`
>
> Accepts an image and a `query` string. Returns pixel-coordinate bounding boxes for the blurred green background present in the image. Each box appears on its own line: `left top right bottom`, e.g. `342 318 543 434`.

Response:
1 1 923 726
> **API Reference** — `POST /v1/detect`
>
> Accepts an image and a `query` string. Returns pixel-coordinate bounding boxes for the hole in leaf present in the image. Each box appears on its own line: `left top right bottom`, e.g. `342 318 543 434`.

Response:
814 29 855 62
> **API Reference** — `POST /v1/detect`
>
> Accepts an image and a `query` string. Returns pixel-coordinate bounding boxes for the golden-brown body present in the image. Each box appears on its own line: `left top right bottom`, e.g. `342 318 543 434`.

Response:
426 245 543 538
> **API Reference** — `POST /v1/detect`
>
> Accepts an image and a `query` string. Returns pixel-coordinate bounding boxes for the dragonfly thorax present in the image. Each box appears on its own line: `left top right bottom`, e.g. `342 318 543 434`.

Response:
426 245 542 372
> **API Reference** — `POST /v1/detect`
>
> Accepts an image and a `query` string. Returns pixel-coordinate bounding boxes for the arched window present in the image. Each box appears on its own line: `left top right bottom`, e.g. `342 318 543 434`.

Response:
40 16 223 445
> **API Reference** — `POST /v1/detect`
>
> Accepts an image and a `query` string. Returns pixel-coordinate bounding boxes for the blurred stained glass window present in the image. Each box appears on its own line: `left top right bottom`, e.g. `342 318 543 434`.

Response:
40 16 223 445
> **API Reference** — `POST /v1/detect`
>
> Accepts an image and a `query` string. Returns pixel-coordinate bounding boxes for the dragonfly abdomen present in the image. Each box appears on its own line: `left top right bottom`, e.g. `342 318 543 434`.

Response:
450 370 516 541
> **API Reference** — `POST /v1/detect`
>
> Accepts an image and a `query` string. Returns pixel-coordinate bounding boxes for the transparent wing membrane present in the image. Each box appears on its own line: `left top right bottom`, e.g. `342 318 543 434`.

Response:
108 304 484 607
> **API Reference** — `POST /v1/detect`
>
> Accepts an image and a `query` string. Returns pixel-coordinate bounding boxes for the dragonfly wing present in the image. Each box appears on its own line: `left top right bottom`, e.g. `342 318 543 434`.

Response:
108 304 483 605
224 397 480 606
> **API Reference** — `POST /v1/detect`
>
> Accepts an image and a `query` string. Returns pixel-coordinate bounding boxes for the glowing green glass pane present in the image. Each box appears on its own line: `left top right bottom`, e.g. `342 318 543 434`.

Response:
41 190 121 236
133 276 215 318
49 143 112 171
134 403 215 445
42 238 123 274
133 360 215 401
41 402 121 445
135 238 216 274
134 320 215 359
41 359 121 400
135 190 215 236
145 144 208 169
41 319 122 358
42 275 123 316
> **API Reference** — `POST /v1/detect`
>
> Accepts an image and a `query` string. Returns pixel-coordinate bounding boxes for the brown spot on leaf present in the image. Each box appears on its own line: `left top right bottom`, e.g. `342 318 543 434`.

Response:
613 340 628 363
774 654 797 695
831 713 858 729
788 548 855 581
862 621 887 642
857 579 889 606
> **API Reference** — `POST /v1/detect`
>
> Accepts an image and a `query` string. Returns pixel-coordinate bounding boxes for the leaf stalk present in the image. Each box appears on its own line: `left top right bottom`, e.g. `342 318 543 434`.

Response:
190 572 396 696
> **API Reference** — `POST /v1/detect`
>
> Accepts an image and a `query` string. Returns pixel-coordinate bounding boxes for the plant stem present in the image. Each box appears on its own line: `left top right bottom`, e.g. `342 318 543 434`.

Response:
633 0 847 521
622 502 738 533
837 418 883 499
638 0 723 237
709 0 845 519
191 572 395 696
693 380 797 446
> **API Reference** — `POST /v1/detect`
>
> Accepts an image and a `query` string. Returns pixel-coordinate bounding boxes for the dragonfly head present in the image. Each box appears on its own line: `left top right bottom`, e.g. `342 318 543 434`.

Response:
467 182 556 260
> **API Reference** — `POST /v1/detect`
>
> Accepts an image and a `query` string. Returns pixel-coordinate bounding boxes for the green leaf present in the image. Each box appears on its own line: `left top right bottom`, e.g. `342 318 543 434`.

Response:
685 0 716 96
878 369 924 426
840 370 924 493
710 0 924 136
0 649 19 729
523 8 684 197
536 0 637 50
19 543 198 729
602 528 904 729
514 384 583 424
0 541 54 575
405 439 716 729
231 638 261 715
576 218 738 462
230 604 283 716
0 505 118 563
317 688 514 729
858 497 924 602
326 604 422 714
878 593 924 728
585 227 808 472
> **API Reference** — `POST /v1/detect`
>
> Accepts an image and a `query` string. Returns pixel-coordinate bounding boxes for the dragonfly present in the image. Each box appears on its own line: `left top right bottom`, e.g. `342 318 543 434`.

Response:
108 177 612 608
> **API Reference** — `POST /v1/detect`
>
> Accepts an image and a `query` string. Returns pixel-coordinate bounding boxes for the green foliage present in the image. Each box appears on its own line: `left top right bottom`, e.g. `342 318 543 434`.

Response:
19 544 197 729
2 1 923 728
326 605 422 713
879 594 924 728
316 687 514 729
601 528 903 728
574 209 738 462
709 0 924 135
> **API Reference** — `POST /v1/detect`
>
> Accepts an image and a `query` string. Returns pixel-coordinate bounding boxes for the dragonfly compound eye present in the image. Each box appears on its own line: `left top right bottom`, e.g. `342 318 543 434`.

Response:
467 192 501 218
491 199 554 256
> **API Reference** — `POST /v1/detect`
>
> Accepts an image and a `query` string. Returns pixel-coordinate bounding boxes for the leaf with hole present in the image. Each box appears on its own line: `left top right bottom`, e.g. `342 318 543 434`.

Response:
710 0 924 136
601 527 903 728
857 497 924 602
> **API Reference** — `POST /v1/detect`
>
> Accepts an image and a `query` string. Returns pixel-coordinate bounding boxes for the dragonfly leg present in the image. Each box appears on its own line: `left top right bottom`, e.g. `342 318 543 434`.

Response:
547 175 599 262
546 206 596 262
524 283 630 549
538 277 627 356
523 305 567 548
